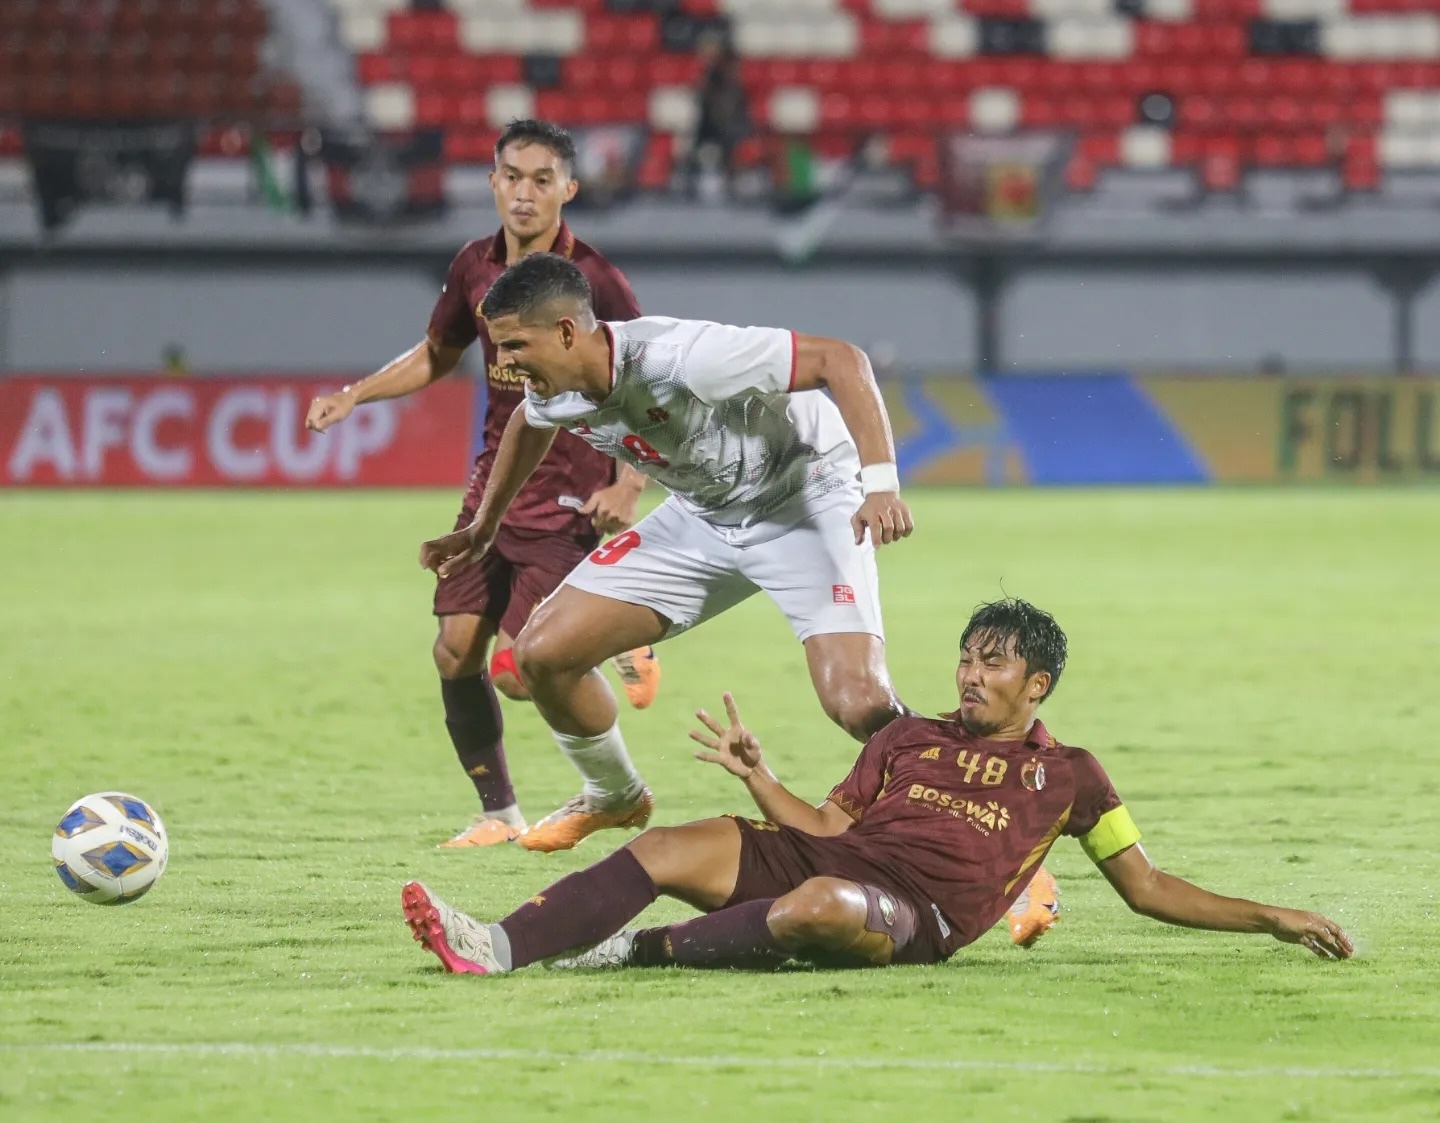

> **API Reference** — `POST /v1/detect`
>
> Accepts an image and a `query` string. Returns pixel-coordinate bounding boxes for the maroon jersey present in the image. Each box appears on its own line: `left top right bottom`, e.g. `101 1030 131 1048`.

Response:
427 222 642 537
825 715 1141 957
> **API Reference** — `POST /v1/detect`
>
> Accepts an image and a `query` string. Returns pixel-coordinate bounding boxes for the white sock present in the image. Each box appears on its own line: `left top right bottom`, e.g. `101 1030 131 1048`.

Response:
483 804 526 830
552 723 645 809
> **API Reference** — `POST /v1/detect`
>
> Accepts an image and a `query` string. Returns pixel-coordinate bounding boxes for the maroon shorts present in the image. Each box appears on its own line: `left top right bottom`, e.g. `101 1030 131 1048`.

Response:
433 516 597 639
725 816 946 966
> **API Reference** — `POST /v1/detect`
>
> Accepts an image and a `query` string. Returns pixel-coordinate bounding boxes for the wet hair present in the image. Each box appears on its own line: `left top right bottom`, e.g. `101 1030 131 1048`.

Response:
480 252 593 323
960 598 1067 701
494 118 577 173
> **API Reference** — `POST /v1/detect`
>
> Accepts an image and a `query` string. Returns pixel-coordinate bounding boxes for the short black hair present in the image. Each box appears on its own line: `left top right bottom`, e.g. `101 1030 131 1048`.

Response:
494 118 577 173
960 598 1068 701
480 252 593 322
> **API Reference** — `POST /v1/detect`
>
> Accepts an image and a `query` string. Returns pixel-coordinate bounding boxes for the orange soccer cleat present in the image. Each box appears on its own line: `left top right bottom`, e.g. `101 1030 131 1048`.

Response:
437 816 521 849
611 646 661 710
1008 865 1061 948
516 788 655 853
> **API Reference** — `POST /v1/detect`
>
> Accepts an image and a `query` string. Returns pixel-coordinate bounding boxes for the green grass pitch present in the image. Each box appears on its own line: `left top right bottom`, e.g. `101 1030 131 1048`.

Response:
1 488 1437 1122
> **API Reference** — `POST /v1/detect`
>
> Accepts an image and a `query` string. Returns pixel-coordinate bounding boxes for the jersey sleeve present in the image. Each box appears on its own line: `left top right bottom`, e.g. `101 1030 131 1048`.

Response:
521 391 557 430
590 263 642 322
826 722 904 822
427 248 478 350
680 322 797 406
1063 749 1142 864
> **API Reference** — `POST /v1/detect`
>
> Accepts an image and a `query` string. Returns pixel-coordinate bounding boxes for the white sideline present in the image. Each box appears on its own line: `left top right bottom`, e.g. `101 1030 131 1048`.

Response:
2 1042 1437 1080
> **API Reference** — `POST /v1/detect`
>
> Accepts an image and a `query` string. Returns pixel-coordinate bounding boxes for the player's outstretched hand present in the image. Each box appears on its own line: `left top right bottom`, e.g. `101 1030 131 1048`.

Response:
852 492 914 547
581 480 643 536
419 525 491 580
305 389 356 432
1265 908 1354 959
690 692 763 780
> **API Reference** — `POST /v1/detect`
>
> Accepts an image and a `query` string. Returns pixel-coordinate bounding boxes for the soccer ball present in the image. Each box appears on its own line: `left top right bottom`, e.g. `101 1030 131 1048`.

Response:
51 792 169 905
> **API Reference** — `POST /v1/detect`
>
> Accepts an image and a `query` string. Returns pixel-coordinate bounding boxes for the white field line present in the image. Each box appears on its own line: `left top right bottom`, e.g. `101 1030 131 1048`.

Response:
2 1042 1437 1080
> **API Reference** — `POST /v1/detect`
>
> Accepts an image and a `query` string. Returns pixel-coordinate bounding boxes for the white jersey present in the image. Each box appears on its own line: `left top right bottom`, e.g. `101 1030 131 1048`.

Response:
522 317 860 528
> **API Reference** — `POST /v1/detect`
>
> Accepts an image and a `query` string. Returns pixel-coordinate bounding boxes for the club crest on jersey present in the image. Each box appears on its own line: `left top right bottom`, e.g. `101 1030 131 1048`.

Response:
1021 758 1046 792
832 584 856 605
646 407 670 424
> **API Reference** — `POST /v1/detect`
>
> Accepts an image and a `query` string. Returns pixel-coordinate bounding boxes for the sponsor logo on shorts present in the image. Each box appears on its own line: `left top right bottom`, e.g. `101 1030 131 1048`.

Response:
832 584 856 605
877 894 896 928
557 495 586 510
931 903 951 939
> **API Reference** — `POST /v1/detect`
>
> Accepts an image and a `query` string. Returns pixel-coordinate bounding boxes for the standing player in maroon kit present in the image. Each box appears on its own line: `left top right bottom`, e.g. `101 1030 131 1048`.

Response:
305 120 661 849
398 598 1353 972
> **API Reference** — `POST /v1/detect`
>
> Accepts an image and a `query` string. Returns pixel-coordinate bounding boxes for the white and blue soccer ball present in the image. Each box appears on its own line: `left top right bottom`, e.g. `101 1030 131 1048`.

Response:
51 792 169 905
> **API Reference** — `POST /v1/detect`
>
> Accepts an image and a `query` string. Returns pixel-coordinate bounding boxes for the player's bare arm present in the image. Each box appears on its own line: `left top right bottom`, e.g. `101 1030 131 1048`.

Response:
790 334 913 547
1098 841 1354 959
420 410 557 579
306 337 466 432
581 464 648 536
690 692 854 837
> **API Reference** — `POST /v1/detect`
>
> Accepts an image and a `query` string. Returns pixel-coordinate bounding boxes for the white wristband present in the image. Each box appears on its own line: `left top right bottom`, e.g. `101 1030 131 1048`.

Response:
860 462 900 495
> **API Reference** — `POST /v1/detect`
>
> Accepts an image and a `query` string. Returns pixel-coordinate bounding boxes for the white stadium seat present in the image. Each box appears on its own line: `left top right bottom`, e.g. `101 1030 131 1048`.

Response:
970 87 1020 134
929 15 979 60
364 82 415 130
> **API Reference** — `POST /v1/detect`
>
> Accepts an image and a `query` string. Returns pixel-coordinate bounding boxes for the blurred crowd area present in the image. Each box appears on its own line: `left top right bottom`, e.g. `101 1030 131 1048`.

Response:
6 0 1440 227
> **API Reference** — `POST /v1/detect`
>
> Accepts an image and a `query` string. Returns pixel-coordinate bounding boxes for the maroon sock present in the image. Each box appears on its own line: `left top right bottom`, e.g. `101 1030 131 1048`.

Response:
499 848 658 969
631 898 786 969
440 673 514 811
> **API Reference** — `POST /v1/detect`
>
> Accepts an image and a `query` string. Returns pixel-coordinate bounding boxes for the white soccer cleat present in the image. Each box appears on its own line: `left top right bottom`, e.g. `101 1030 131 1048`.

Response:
401 882 506 975
544 930 637 971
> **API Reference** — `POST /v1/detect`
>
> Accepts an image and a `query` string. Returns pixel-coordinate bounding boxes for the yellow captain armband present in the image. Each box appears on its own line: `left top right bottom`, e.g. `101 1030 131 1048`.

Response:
1078 805 1142 863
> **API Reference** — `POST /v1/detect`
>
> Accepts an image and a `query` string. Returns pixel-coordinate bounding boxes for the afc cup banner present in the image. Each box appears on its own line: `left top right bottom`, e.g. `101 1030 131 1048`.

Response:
882 374 1440 486
0 377 474 488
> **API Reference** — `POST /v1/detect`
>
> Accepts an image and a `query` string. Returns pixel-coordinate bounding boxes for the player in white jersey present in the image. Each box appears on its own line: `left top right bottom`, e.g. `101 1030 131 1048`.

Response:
420 252 914 854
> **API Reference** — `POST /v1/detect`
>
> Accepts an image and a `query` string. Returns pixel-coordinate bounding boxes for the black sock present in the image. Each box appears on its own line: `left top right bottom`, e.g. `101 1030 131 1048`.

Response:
440 673 514 811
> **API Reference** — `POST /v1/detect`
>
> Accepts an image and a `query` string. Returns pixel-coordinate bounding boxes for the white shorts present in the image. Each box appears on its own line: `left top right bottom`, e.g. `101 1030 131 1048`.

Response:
562 495 885 642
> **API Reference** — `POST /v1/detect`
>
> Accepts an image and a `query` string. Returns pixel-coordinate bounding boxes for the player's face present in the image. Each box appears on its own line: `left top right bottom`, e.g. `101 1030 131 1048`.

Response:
490 142 578 243
955 634 1049 738
486 313 583 398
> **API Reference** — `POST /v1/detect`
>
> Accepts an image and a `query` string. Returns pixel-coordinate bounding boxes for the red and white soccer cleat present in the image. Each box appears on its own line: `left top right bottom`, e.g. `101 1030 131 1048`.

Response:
1009 865 1061 948
516 787 655 853
437 816 521 849
611 646 661 710
401 882 505 975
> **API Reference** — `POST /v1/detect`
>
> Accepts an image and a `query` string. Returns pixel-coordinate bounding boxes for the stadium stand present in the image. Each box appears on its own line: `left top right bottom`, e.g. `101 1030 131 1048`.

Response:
336 0 1440 193
0 0 304 157
3 0 1440 194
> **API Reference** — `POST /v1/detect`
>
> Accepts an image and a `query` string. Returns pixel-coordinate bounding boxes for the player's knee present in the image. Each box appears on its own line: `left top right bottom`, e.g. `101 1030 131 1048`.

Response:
492 672 530 702
434 617 491 680
768 879 863 951
511 628 555 690
820 680 904 742
625 826 686 887
432 631 467 680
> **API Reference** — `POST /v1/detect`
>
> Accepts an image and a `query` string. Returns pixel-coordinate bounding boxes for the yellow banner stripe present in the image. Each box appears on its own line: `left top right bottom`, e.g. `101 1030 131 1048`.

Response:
1079 805 1141 864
